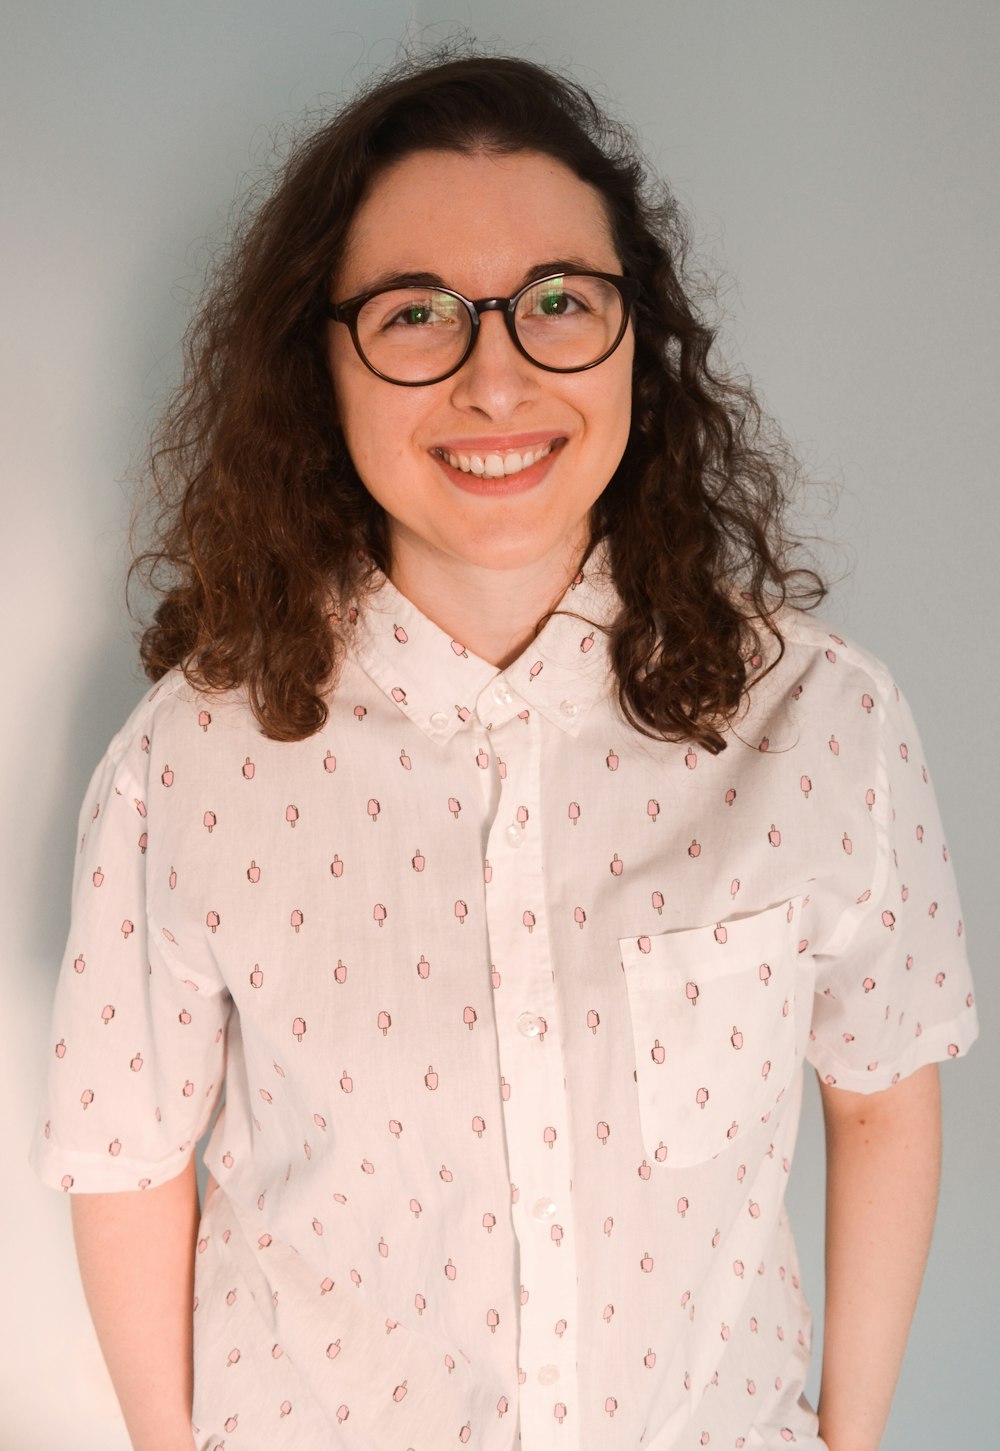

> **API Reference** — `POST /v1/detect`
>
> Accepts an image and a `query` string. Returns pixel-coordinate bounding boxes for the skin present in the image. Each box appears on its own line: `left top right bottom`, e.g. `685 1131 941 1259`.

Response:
326 147 635 669
817 1063 942 1451
70 1156 199 1451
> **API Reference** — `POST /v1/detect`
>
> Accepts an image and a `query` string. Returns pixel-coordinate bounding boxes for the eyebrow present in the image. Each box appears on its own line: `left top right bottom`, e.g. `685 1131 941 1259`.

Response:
347 258 610 298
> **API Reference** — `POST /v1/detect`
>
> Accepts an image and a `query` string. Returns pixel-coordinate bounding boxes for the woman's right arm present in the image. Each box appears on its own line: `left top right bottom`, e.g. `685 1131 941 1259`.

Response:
70 1156 200 1451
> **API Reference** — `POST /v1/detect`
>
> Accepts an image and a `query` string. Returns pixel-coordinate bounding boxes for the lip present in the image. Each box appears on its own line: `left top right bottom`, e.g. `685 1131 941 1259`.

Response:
430 430 568 453
433 438 566 496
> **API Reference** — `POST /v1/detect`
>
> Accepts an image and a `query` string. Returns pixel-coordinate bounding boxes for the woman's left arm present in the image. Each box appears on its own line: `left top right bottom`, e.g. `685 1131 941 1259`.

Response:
815 1061 942 1451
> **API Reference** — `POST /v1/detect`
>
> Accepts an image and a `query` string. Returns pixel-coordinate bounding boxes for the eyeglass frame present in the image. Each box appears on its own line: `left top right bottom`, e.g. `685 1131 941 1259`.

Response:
324 269 641 387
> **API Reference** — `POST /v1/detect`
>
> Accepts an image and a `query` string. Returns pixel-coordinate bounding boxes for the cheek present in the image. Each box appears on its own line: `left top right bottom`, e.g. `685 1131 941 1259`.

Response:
329 350 385 464
594 350 634 451
331 374 426 494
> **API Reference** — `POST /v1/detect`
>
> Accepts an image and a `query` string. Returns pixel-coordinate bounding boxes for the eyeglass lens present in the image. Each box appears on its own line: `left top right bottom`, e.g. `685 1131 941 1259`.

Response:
353 275 625 382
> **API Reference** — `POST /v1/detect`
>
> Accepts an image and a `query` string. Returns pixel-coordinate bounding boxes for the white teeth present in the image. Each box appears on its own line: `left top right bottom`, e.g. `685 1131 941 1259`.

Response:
439 441 555 477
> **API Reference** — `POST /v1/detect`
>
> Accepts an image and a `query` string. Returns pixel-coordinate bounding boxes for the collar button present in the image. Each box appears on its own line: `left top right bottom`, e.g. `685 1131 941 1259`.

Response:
559 698 579 719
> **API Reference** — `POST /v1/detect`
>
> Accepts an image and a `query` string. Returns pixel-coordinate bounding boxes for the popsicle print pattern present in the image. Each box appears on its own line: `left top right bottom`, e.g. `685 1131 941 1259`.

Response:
31 539 977 1451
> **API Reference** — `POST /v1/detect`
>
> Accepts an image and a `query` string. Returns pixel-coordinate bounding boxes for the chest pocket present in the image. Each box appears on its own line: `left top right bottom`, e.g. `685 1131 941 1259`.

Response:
619 897 805 1168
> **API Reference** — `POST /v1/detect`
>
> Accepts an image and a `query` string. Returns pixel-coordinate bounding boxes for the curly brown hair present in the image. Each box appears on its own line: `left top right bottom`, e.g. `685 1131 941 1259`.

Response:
131 47 825 753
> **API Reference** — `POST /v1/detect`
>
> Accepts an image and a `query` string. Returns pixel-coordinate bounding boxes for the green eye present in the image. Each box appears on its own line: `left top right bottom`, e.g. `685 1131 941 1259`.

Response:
539 291 568 316
403 306 431 325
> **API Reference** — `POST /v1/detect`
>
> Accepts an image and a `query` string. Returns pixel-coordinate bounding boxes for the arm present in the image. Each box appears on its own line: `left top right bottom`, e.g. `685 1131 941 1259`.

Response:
816 1062 942 1451
70 1155 200 1451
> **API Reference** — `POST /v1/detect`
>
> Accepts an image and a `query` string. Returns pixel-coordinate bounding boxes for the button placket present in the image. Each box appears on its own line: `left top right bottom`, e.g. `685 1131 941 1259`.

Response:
484 713 579 1444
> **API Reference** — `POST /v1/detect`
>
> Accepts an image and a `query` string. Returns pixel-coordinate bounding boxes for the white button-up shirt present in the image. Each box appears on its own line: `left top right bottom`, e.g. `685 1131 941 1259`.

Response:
31 538 978 1451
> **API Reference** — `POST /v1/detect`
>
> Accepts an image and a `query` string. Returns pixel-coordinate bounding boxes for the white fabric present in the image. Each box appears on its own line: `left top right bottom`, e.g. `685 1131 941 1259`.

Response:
31 538 978 1450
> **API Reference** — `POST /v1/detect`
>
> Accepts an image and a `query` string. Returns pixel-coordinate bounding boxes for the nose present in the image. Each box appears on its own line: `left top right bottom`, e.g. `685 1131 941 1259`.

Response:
448 309 538 417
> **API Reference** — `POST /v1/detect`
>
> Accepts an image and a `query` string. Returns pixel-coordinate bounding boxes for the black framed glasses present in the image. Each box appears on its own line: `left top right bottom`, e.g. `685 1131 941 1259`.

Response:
325 270 640 386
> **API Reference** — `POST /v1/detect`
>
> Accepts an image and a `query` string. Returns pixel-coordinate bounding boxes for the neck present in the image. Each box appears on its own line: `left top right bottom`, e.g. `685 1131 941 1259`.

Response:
384 529 591 669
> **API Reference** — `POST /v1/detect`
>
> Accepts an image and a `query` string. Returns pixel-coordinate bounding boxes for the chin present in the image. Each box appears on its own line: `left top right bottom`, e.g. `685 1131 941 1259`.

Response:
450 523 583 573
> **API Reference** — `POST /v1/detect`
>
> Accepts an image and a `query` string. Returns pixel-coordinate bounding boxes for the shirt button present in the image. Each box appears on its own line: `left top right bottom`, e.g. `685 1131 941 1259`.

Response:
559 699 579 718
504 823 523 848
491 679 514 707
538 1364 560 1385
429 710 449 729
516 1012 542 1038
531 1197 558 1222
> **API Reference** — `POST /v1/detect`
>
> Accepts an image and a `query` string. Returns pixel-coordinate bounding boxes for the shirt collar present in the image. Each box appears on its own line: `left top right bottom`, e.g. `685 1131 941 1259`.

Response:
345 537 621 743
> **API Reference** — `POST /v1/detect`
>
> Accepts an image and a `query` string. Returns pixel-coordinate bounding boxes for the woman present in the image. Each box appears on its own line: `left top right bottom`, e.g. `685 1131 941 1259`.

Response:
31 50 977 1451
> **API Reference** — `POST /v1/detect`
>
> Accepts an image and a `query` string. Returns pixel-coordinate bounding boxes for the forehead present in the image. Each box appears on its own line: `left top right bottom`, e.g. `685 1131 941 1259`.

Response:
335 148 620 294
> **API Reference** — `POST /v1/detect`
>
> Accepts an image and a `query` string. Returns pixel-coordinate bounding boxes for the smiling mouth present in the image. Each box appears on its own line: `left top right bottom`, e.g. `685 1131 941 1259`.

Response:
432 439 562 478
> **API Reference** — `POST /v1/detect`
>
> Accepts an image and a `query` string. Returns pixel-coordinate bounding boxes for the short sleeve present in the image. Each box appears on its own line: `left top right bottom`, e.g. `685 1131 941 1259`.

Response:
29 713 232 1191
805 674 979 1091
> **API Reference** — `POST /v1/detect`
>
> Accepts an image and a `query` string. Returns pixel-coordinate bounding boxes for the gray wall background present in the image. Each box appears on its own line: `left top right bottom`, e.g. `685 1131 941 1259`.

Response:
3 2 995 1446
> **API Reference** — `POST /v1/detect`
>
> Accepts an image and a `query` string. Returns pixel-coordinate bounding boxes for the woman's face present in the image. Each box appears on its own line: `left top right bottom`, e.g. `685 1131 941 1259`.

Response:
326 148 634 579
